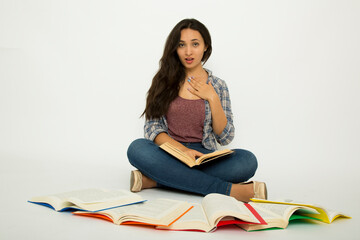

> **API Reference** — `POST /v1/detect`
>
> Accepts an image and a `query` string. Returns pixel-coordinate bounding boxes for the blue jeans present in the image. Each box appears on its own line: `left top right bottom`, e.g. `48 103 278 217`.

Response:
127 138 258 196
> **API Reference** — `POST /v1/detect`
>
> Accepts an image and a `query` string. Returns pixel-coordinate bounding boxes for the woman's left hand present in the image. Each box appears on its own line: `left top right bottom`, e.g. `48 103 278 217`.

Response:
187 77 217 101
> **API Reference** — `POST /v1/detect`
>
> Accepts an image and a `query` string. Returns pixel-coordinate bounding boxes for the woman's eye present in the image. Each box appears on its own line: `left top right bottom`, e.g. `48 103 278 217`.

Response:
193 42 199 47
178 43 185 48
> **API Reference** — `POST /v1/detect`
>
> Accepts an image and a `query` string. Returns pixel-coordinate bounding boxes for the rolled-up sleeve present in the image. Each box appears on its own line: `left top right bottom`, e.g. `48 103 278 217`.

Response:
144 117 168 141
214 81 235 145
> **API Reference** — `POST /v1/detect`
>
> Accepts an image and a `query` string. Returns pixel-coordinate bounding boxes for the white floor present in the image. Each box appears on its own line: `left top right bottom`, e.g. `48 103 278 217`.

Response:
1 158 359 240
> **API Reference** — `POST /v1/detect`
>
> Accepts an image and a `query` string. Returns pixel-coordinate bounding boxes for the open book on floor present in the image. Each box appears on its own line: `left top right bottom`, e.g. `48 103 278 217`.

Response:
159 142 234 168
156 193 266 232
74 198 193 227
28 188 145 212
237 198 351 231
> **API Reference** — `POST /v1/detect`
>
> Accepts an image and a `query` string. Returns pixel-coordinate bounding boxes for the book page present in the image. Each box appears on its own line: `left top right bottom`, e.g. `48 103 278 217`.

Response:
29 188 143 211
171 203 208 224
201 194 260 226
239 204 315 231
122 199 183 219
157 203 212 232
95 198 190 225
248 204 280 219
38 189 138 203
249 202 317 221
30 189 114 210
196 149 233 164
160 142 195 167
160 142 233 167
250 198 351 223
73 189 139 203
307 206 350 223
281 200 351 222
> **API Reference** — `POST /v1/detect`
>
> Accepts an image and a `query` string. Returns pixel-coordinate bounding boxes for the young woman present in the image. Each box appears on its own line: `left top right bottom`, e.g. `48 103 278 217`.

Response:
127 18 267 202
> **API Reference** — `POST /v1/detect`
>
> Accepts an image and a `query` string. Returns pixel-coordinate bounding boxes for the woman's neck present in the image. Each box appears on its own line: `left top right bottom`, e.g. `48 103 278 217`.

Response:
185 66 207 80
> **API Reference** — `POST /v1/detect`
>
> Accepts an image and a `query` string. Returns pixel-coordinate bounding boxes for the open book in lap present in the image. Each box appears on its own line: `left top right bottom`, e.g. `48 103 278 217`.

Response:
74 198 193 227
238 198 351 231
159 142 234 167
28 188 145 212
156 193 266 232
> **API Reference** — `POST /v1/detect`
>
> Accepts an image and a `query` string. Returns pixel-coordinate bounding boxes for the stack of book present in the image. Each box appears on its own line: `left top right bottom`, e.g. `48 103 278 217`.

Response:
28 188 350 232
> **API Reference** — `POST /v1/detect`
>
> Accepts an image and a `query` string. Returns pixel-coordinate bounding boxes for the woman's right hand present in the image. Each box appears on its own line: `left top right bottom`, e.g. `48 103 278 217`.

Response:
182 148 204 160
154 133 204 160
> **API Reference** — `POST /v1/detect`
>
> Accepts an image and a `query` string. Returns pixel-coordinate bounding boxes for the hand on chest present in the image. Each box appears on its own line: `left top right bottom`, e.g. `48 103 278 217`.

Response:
179 81 201 100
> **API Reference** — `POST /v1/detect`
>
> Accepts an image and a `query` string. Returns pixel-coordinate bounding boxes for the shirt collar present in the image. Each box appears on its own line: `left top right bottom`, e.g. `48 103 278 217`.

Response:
204 68 212 77
204 68 213 83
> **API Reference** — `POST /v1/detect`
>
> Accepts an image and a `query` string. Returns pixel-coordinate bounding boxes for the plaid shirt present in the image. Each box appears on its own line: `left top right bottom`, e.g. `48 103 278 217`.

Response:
144 69 234 150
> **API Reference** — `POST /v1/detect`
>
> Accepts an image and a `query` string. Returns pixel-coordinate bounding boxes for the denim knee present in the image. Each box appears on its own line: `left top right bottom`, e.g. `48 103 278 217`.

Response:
244 150 258 179
233 149 258 181
127 138 148 167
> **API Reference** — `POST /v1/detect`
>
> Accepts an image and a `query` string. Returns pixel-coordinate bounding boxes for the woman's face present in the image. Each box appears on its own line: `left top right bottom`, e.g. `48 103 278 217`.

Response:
177 28 207 72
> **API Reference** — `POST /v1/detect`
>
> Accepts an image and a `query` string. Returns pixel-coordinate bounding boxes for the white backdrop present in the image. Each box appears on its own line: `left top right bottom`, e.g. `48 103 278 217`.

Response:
1 1 360 239
1 0 360 176
1 0 360 185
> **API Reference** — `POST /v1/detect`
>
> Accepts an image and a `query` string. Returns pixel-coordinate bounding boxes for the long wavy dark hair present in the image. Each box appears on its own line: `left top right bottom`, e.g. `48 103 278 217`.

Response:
142 18 212 120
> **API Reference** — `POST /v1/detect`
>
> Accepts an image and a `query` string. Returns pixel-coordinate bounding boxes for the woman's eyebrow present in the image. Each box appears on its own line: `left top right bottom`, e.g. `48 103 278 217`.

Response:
179 39 200 42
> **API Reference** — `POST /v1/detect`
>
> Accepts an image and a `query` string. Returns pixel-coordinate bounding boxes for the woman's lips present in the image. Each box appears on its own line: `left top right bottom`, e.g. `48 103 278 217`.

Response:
185 58 194 64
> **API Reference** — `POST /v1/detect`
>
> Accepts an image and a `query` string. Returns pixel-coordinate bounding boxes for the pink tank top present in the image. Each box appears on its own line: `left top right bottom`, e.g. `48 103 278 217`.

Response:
166 96 205 142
